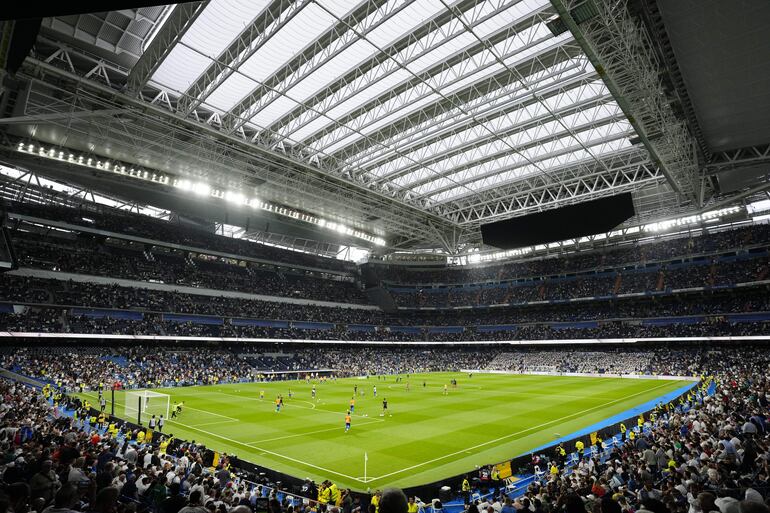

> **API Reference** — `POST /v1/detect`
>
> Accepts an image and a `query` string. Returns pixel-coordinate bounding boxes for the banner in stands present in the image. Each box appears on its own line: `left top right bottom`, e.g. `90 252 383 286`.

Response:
2 332 770 344
460 369 701 381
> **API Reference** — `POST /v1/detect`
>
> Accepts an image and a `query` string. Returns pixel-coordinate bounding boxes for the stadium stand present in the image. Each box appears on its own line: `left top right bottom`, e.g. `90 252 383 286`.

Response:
2 207 770 341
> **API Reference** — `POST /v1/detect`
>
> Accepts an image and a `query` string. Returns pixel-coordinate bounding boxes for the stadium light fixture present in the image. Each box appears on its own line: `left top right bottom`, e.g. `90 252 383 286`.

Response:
192 182 210 196
14 141 387 247
643 207 741 232
225 191 246 205
747 199 770 214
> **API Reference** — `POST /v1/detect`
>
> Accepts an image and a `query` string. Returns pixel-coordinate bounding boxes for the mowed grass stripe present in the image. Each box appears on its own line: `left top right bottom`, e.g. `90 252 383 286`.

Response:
78 373 689 490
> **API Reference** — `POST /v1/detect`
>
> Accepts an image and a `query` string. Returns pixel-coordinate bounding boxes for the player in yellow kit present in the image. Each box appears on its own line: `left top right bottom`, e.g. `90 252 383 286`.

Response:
344 412 351 432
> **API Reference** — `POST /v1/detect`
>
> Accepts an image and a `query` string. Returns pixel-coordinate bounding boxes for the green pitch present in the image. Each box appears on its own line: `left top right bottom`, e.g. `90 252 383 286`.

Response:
82 373 688 490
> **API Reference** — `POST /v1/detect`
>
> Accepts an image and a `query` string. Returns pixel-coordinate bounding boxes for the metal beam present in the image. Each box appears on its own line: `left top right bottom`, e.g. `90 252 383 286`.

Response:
403 107 626 196
126 2 208 94
268 0 515 139
344 66 595 173
0 109 124 124
550 0 699 204
294 3 556 149
222 0 400 135
177 0 312 117
367 85 616 186
704 144 770 175
344 59 598 169
440 149 663 224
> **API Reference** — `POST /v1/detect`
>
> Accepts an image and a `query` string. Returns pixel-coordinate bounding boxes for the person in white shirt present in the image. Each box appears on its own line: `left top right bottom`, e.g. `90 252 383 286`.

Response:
136 476 152 496
112 473 126 491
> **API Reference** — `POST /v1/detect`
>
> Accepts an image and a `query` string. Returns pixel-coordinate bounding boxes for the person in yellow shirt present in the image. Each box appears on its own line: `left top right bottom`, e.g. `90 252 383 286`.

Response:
345 413 352 433
558 444 567 465
620 422 627 439
136 430 145 444
575 440 585 458
407 497 419 513
327 482 340 506
461 476 471 504
349 397 356 414
159 436 173 455
370 490 381 513
318 484 330 507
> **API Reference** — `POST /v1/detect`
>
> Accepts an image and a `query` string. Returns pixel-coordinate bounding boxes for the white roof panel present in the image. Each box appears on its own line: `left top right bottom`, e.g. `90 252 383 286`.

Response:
150 0 271 93
204 4 337 113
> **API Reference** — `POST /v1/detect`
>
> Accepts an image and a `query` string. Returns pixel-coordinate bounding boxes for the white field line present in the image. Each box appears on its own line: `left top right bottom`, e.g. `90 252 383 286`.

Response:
184 405 240 421
292 399 318 409
195 419 241 427
164 418 365 483
367 380 676 484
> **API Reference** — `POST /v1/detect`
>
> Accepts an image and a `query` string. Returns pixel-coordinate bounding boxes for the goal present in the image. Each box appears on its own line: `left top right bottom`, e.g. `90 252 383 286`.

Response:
124 390 170 425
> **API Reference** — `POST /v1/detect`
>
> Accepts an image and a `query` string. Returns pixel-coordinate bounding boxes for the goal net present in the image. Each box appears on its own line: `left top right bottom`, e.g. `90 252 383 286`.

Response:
124 390 170 425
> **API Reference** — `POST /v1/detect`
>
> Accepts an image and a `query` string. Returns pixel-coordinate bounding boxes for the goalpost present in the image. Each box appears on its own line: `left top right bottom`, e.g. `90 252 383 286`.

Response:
124 390 170 425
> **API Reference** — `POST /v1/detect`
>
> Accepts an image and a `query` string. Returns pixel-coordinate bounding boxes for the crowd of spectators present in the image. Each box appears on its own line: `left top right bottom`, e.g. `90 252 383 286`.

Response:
13 236 770 311
8 203 770 314
4 275 768 329
0 343 723 396
0 376 302 513
388 257 769 308
0 342 767 393
510 345 770 513
0 275 381 324
1 274 769 340
8 201 353 272
0 346 263 390
486 350 655 374
372 223 770 285
13 232 366 305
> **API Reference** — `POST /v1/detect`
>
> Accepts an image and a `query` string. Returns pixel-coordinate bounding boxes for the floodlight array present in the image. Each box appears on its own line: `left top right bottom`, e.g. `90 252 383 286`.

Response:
15 142 386 246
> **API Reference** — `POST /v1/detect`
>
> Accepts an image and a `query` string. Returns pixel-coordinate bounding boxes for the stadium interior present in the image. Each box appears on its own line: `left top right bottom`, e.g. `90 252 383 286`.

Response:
0 1 769 513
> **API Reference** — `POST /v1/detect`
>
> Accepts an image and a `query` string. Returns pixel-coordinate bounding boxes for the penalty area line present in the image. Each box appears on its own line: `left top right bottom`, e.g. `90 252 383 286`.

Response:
183 405 240 421
194 419 241 427
165 418 366 484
